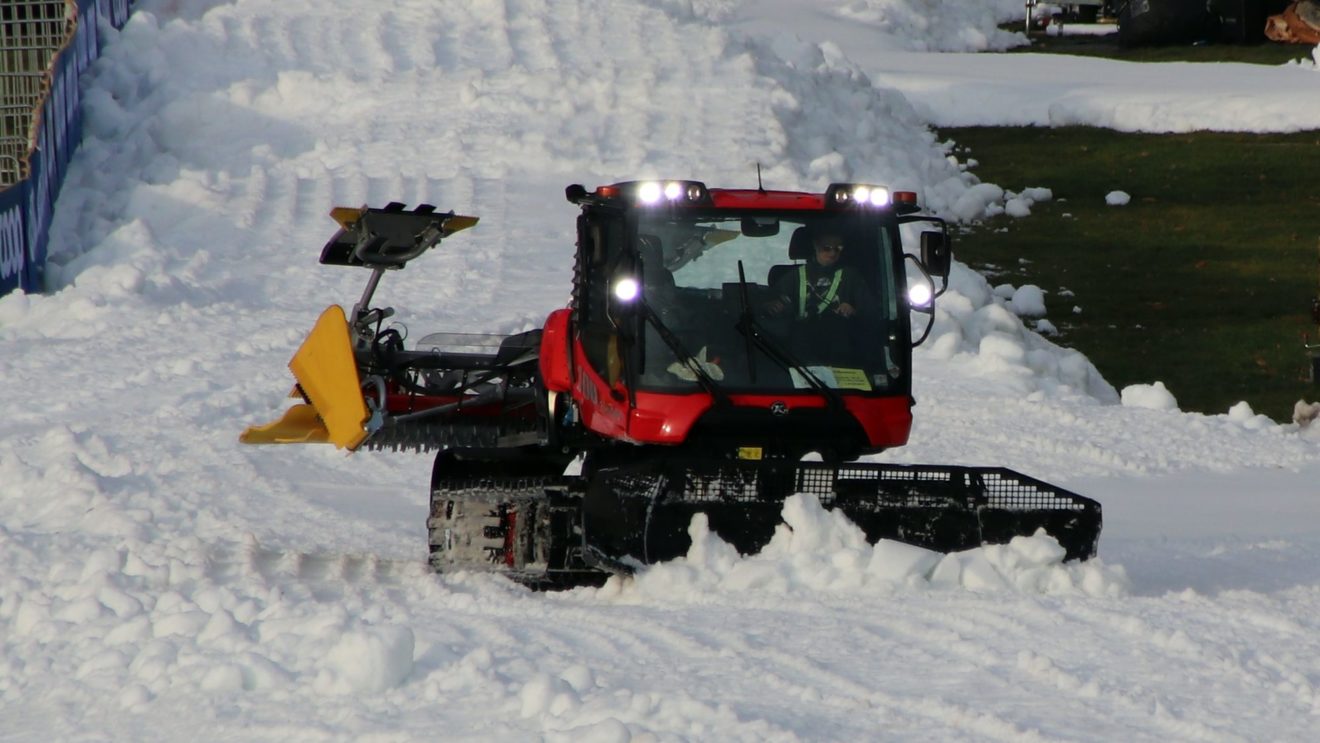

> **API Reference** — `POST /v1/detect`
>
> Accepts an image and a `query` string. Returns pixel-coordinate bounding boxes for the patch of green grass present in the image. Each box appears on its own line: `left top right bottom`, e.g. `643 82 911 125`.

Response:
940 126 1320 421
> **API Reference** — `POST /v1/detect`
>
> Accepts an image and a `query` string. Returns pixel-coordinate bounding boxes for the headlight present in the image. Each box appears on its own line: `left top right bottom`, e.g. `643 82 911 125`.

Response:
908 282 932 308
633 180 709 205
637 182 663 204
613 277 640 302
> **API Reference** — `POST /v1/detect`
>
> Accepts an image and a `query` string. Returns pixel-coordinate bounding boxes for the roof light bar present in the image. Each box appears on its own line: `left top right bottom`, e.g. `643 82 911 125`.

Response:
825 183 896 209
584 180 710 207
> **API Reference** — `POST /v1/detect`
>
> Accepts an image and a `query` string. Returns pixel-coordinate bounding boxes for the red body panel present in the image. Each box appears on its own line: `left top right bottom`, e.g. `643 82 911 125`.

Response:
570 336 633 441
707 189 826 211
842 395 912 449
621 390 912 450
569 336 913 450
626 390 710 444
539 309 573 392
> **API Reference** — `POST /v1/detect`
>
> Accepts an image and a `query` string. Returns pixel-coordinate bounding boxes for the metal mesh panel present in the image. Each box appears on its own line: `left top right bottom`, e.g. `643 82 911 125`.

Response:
0 1 74 186
592 459 1102 562
826 464 1091 511
614 460 1093 513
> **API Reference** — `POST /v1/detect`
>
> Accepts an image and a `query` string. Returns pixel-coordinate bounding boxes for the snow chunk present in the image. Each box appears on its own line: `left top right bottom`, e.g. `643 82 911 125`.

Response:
1226 401 1275 430
949 182 1006 221
1020 186 1053 203
867 540 944 583
519 672 581 718
1105 190 1131 206
1004 197 1032 217
315 625 415 694
1009 284 1047 317
1004 186 1051 217
1121 381 1179 411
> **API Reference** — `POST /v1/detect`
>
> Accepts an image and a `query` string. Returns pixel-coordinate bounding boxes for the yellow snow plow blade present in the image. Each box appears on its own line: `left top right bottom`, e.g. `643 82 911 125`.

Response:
239 403 332 445
240 305 369 450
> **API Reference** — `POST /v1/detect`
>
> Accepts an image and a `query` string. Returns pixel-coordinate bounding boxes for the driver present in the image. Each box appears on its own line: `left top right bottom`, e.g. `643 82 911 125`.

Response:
766 230 873 320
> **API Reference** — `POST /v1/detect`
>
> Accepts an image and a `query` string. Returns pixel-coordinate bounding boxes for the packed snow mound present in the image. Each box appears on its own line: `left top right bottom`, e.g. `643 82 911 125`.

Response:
915 261 1117 403
1121 381 1179 411
829 0 1027 52
598 495 1128 601
1226 401 1276 431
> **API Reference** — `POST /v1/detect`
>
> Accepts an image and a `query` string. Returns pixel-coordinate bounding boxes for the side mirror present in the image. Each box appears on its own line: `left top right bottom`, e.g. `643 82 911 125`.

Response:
920 231 951 280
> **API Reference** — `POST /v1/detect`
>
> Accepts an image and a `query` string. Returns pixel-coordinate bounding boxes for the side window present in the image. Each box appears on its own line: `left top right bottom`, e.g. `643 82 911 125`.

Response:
876 227 898 322
578 215 622 380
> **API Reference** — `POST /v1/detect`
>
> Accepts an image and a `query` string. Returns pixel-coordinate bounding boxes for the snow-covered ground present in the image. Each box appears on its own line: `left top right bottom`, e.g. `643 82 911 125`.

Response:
3 0 1320 739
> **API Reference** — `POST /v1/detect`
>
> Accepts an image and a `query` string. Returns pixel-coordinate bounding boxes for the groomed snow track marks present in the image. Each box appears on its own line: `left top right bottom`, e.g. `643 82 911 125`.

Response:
207 542 429 592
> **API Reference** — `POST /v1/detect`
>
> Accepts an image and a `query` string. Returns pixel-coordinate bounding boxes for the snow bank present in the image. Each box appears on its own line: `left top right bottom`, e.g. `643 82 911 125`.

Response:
915 261 1117 402
827 0 1028 52
602 495 1128 601
701 0 1029 53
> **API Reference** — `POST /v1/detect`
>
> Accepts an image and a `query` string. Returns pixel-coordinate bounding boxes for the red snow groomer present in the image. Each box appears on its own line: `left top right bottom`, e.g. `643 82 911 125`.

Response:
242 180 1102 587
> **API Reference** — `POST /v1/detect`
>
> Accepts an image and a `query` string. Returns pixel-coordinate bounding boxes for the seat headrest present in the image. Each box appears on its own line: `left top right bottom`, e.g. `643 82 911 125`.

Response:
789 226 813 260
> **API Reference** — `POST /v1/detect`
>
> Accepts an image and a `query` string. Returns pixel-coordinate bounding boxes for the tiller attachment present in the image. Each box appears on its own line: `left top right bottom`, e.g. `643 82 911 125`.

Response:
581 459 1102 565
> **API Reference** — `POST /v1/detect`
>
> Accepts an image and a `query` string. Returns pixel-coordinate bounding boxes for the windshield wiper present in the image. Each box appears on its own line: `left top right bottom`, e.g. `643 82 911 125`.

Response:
736 262 757 383
732 262 845 413
639 300 731 407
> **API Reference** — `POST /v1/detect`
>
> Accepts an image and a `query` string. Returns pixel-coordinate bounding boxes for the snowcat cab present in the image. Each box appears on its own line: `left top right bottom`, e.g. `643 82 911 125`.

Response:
558 180 937 463
240 183 1100 588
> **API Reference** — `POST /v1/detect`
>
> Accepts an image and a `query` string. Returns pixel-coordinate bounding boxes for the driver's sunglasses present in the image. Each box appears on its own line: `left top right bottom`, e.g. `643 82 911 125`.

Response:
816 243 842 253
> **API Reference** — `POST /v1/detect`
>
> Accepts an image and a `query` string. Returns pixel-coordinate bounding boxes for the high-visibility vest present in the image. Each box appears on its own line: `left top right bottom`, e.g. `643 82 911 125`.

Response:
797 266 842 318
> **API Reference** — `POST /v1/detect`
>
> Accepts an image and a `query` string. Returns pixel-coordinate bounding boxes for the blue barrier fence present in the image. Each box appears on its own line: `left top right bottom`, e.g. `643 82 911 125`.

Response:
0 0 135 298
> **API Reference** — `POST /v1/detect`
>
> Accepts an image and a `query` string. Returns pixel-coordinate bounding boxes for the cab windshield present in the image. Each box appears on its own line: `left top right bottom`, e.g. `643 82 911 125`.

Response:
631 210 903 393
